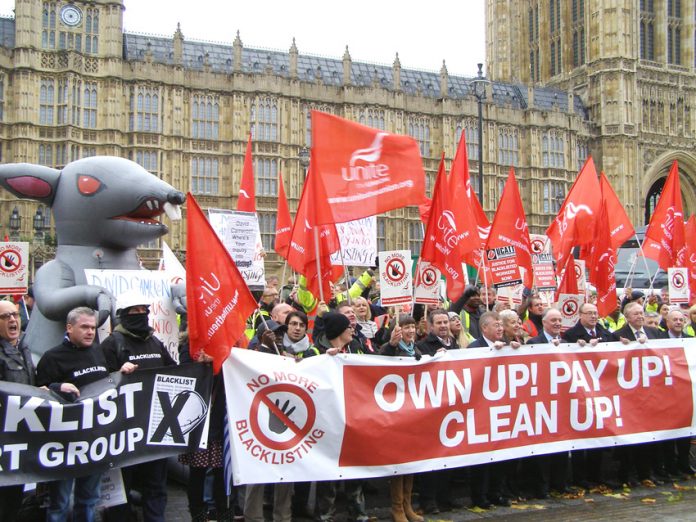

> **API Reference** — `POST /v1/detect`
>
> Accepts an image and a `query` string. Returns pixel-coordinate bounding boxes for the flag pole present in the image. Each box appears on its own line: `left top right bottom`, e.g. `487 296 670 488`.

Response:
634 233 658 293
338 245 352 306
313 227 325 303
280 261 288 294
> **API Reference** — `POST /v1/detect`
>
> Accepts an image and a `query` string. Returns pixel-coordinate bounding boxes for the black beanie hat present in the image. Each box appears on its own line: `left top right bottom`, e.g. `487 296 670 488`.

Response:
323 312 351 341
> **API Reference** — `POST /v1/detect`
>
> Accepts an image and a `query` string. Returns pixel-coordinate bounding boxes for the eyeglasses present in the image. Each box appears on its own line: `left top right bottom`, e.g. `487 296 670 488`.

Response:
581 311 599 316
0 312 20 320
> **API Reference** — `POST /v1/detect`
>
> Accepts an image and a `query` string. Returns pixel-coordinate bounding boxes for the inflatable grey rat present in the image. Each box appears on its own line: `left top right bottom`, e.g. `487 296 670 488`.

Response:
0 156 185 355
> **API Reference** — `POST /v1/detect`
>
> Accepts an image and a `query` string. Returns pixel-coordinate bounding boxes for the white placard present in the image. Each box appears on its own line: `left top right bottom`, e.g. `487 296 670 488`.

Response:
207 209 259 267
207 209 265 289
84 269 180 360
98 468 127 508
378 250 413 306
0 241 29 294
496 284 525 305
414 261 441 305
330 217 377 267
558 293 584 331
574 259 586 293
159 240 186 284
668 267 689 304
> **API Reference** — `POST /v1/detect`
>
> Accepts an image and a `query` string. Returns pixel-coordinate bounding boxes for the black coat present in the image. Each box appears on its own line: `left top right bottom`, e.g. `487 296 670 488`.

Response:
613 324 662 341
562 322 618 343
526 332 555 345
416 333 459 356
468 337 492 348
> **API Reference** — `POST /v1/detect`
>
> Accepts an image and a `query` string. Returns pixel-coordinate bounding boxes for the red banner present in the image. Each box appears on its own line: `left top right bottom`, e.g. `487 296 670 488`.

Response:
340 344 692 466
224 340 696 484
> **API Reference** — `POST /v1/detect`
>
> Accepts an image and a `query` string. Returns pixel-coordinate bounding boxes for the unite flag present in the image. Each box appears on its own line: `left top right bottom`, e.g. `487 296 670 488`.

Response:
310 111 426 225
546 157 601 274
643 161 686 270
236 133 255 213
186 193 257 373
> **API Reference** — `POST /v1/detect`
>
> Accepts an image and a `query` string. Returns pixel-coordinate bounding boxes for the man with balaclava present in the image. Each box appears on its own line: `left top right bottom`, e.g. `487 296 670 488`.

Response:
101 290 176 522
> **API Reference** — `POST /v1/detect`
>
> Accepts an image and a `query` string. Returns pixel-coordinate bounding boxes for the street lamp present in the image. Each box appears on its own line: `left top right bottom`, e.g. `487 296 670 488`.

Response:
33 206 46 244
470 63 490 205
299 146 310 173
9 206 21 241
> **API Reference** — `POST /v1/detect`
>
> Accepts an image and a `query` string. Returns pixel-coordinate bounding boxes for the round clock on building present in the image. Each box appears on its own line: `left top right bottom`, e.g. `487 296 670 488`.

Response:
60 5 83 27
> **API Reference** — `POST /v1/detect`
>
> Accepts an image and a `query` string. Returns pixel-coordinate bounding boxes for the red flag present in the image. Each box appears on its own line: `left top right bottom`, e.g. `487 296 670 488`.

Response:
287 164 343 300
274 170 292 259
554 253 579 302
186 193 257 373
310 111 426 225
420 155 467 301
236 133 255 212
586 191 618 317
448 132 490 259
685 215 696 304
418 197 432 225
546 156 601 273
485 168 533 287
599 172 635 250
643 161 686 270
448 131 490 269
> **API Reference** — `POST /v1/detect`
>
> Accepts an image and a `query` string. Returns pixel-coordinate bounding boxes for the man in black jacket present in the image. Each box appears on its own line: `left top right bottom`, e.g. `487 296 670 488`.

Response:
467 311 510 508
0 299 35 520
611 301 662 486
102 292 176 522
416 308 459 356
562 303 617 345
36 307 109 522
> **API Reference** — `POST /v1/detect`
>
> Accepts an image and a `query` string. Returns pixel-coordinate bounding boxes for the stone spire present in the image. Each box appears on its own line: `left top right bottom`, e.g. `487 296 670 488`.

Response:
172 23 183 64
233 30 243 72
392 53 401 90
289 38 298 78
343 45 352 86
440 60 449 98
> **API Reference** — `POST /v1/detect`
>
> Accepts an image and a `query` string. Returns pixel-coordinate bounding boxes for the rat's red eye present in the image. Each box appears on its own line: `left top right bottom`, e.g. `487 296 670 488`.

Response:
77 175 102 195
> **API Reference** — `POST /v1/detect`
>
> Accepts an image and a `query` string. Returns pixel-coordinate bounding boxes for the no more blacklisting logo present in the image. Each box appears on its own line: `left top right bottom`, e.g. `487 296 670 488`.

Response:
236 372 325 465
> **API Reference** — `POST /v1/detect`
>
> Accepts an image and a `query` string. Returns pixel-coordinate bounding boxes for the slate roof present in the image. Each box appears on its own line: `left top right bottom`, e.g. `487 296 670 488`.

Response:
0 15 588 119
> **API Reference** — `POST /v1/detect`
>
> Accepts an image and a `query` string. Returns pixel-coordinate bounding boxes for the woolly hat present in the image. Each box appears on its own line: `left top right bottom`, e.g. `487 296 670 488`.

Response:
323 312 351 341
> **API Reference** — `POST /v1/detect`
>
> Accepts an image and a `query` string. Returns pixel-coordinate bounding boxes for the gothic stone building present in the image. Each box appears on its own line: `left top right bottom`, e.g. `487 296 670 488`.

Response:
0 0 691 273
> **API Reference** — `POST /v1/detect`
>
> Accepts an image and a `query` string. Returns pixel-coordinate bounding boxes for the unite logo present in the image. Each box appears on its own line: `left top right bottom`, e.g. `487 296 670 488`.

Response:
555 202 593 237
341 133 391 182
437 210 460 249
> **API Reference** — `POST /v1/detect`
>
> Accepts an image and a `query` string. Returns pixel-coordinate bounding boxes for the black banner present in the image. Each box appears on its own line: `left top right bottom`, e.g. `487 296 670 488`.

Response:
0 363 212 486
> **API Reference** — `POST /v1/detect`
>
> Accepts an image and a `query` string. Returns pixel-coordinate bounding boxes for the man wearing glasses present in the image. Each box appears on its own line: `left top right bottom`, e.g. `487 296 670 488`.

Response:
0 299 34 520
562 303 617 345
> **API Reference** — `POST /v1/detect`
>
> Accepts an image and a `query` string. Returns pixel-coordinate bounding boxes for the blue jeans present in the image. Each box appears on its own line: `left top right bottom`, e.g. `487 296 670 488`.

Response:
46 473 102 522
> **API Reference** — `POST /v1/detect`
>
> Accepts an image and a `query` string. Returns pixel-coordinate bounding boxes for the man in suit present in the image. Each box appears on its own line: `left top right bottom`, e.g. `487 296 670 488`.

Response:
659 309 694 478
663 309 692 339
524 308 570 497
468 311 504 349
416 308 460 356
527 308 563 346
612 301 662 486
562 303 617 345
466 312 510 508
613 302 662 342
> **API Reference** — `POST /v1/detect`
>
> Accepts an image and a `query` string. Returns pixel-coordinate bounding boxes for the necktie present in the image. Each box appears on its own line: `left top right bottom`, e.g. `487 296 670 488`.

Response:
590 329 596 338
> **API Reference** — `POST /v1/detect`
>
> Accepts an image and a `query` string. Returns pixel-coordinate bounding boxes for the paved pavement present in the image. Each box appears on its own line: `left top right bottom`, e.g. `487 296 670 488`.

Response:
163 475 696 522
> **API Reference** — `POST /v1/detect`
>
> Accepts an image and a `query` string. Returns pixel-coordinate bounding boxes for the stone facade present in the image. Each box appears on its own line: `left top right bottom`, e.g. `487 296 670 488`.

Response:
1 0 601 272
487 0 696 225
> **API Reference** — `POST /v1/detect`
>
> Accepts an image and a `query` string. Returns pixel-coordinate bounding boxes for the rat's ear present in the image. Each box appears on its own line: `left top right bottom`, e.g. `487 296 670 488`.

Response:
0 163 59 205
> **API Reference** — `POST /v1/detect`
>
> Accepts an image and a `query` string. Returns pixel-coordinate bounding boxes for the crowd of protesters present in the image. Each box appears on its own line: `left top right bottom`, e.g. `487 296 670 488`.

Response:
2 275 696 522
229 273 696 521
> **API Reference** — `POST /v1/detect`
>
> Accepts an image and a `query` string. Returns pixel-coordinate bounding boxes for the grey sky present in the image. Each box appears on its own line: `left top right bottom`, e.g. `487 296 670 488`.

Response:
0 0 487 77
